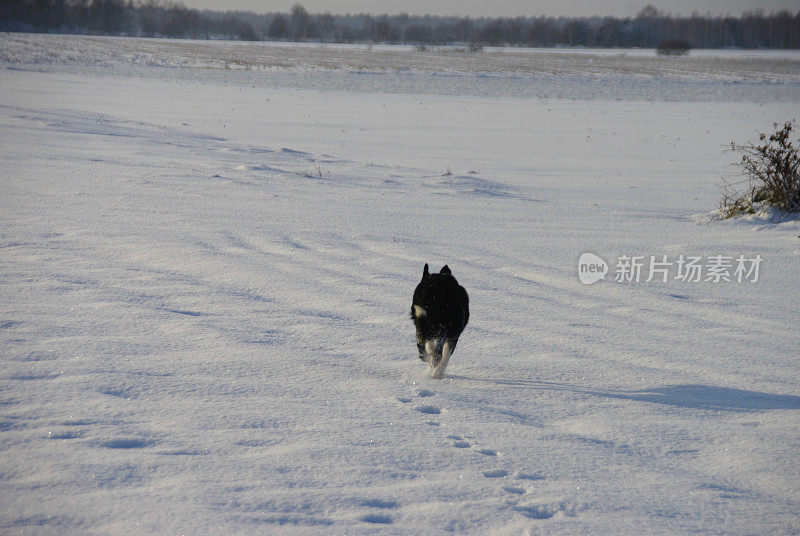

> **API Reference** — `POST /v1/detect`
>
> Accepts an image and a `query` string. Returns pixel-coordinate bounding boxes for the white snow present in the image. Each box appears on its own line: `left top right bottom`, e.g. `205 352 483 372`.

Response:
1 33 799 535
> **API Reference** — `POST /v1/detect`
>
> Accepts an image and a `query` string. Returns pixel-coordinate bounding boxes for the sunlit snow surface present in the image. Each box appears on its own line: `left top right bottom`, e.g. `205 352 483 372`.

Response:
1 33 799 535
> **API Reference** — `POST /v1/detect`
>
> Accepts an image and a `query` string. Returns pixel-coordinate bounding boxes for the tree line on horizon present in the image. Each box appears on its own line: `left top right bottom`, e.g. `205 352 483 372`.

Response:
2 1 799 49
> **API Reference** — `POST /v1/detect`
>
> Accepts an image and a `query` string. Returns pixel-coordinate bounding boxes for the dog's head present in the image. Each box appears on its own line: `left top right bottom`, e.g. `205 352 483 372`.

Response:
412 264 457 317
420 263 451 279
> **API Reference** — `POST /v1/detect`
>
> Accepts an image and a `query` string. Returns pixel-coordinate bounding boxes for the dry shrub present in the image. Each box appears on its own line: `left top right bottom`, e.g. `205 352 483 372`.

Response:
721 121 800 218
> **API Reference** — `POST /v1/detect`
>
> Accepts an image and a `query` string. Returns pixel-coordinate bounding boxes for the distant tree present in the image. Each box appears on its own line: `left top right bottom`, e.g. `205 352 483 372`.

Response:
479 18 505 45
237 20 258 40
1 1 799 49
161 3 202 37
562 20 588 46
456 16 473 43
360 14 374 41
636 4 661 20
506 17 525 43
290 3 308 40
68 0 91 30
656 38 692 55
137 0 158 36
375 16 399 42
528 18 552 46
595 18 618 47
318 12 333 41
0 0 29 29
268 13 288 39
404 24 432 44
89 0 129 34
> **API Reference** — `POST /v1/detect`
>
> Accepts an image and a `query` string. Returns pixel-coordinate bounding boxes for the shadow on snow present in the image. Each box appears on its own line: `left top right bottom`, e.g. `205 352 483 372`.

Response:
449 377 800 412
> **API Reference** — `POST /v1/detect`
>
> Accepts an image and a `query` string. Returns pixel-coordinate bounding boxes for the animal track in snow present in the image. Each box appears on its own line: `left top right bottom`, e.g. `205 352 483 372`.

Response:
100 438 155 449
359 513 393 524
415 405 441 415
514 499 575 520
482 469 509 478
361 498 398 509
47 430 84 439
515 471 546 481
358 498 398 524
400 387 542 517
445 434 471 448
515 504 557 520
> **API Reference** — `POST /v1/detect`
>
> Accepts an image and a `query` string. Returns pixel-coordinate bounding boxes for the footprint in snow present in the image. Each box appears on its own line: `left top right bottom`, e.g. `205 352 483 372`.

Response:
361 499 398 509
100 438 155 449
47 430 84 439
415 405 441 415
398 389 435 405
515 504 557 520
483 469 509 478
359 513 393 524
414 387 441 414
516 471 546 481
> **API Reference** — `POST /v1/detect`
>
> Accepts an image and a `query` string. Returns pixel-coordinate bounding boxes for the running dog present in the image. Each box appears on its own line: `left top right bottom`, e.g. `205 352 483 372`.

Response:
411 264 469 379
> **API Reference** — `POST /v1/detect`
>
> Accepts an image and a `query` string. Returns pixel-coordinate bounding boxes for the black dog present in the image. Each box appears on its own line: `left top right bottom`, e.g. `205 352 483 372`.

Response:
411 264 469 378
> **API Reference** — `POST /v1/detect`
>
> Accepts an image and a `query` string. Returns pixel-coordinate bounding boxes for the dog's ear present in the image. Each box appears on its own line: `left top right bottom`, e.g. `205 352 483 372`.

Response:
440 265 451 275
422 263 429 278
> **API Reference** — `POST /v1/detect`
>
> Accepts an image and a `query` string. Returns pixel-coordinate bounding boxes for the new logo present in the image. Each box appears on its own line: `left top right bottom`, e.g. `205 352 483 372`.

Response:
578 253 608 285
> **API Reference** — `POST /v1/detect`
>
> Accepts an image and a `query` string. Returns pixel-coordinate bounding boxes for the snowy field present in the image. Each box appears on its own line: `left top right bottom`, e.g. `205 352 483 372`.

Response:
1 33 799 535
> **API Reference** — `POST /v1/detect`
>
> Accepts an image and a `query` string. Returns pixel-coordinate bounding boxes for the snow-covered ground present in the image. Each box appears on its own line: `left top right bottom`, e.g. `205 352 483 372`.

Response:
1 33 799 535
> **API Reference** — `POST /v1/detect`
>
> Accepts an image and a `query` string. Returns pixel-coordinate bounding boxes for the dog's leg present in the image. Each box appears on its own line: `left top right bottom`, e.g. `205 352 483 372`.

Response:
432 338 457 379
428 337 444 369
424 339 437 365
417 342 428 362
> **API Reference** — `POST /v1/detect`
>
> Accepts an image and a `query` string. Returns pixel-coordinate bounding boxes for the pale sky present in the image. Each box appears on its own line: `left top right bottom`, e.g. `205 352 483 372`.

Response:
183 0 799 17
